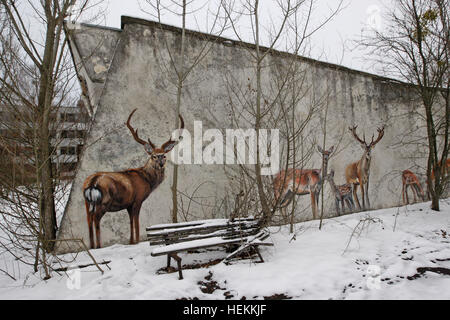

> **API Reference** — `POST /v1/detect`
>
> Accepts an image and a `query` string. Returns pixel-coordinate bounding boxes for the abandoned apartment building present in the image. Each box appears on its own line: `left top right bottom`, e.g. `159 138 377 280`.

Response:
0 99 89 184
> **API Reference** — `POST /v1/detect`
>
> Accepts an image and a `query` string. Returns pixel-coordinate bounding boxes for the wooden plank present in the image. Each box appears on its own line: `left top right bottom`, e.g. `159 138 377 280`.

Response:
149 229 233 245
147 220 259 237
149 229 260 246
146 217 257 232
148 226 260 246
147 225 260 246
146 220 220 232
223 231 273 262
223 241 274 263
147 224 259 239
148 224 234 238
149 231 239 245
151 229 272 257
151 236 250 256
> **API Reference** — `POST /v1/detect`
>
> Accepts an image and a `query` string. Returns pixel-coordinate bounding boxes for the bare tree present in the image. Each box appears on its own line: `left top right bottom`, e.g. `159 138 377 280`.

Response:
0 0 104 278
221 0 343 227
360 0 449 211
140 0 229 223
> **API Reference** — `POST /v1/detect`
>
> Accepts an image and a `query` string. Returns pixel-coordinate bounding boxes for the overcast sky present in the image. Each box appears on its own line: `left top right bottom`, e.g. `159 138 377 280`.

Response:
93 0 390 75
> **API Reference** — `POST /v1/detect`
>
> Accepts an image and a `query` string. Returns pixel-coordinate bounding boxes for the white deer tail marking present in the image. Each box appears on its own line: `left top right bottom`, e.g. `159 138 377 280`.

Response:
84 187 102 213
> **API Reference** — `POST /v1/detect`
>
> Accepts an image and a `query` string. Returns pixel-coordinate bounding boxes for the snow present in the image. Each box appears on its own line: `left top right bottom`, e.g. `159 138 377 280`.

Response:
151 236 247 256
147 218 258 235
151 230 269 256
148 216 255 230
0 199 449 299
148 219 225 230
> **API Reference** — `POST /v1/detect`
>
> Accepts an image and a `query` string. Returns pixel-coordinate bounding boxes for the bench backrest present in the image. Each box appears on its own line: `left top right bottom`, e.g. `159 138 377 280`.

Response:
147 218 261 246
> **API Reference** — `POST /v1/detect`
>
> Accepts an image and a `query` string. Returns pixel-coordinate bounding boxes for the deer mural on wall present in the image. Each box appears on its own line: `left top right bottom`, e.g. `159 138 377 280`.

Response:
273 146 334 220
325 169 354 215
345 125 385 211
317 145 335 180
427 159 450 199
431 159 450 182
401 170 425 205
83 109 184 249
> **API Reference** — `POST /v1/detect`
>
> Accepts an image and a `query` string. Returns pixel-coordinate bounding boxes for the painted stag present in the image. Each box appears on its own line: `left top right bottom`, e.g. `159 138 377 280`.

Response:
83 109 184 248
345 125 384 210
401 170 425 205
273 146 334 220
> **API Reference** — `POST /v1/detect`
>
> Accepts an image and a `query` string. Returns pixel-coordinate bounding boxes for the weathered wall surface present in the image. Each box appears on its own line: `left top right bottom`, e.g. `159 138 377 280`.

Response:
56 17 429 253
66 23 121 114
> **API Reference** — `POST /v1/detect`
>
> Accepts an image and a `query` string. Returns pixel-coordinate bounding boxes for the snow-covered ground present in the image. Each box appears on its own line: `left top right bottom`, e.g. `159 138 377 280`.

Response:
0 199 449 300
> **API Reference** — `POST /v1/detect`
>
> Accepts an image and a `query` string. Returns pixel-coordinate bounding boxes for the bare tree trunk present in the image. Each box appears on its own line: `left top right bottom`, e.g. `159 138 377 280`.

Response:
253 1 272 226
319 99 329 230
171 1 186 223
37 12 58 250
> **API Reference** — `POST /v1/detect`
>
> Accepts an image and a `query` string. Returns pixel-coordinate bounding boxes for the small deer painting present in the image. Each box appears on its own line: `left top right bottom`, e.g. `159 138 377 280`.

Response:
401 170 425 205
325 169 354 215
272 146 334 220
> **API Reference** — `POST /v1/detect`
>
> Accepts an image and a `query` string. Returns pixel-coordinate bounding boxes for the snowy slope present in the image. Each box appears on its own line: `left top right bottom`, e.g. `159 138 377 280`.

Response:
0 199 449 300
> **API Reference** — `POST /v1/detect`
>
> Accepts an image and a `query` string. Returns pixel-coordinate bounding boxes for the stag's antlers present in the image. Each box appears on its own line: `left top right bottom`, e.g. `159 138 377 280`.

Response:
369 126 385 148
349 126 366 147
317 145 335 155
127 108 156 149
126 108 185 152
349 125 385 148
161 113 185 152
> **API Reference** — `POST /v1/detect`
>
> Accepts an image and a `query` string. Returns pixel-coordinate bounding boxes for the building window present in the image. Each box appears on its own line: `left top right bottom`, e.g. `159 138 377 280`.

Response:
60 146 76 155
61 130 71 138
61 130 85 139
76 144 84 154
49 112 57 122
78 113 89 123
59 162 77 172
63 113 78 122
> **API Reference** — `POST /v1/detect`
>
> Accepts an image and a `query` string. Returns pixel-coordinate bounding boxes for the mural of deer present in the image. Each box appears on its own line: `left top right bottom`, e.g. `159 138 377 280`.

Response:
83 109 184 249
401 170 425 205
427 158 450 199
325 169 354 215
431 159 450 181
345 125 385 211
273 146 334 220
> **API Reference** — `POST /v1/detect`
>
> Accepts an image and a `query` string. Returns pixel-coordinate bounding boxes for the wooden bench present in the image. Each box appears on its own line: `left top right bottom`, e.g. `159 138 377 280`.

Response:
146 217 273 279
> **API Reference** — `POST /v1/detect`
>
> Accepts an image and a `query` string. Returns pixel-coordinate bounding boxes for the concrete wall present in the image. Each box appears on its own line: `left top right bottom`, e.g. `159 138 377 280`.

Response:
56 16 431 253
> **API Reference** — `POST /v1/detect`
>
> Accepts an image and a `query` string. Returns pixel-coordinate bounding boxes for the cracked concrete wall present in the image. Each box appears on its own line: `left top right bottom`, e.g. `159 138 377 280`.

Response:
56 17 435 253
66 23 121 114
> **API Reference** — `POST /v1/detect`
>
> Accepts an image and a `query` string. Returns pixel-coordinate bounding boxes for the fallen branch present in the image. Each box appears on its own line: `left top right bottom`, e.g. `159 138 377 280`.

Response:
0 267 16 281
342 215 384 255
53 260 111 272
51 238 106 274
